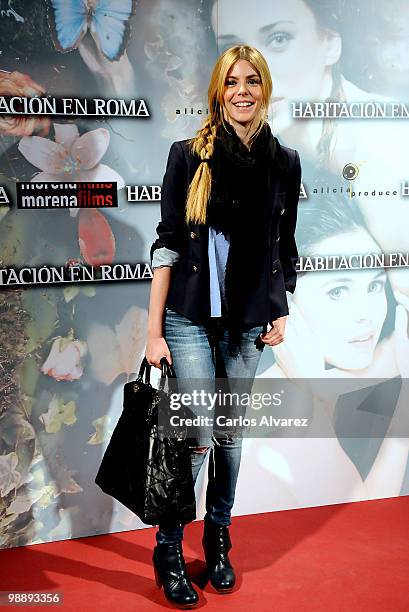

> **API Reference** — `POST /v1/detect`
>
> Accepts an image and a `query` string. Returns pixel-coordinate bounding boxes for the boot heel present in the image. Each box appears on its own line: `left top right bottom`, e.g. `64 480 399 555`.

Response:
153 543 199 608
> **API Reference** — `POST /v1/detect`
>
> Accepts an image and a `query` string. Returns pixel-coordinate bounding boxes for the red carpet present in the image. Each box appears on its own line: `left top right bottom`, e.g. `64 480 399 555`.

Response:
1 497 408 611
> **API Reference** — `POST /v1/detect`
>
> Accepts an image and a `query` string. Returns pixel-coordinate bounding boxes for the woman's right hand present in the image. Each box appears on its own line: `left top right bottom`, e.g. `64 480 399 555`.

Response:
145 336 173 369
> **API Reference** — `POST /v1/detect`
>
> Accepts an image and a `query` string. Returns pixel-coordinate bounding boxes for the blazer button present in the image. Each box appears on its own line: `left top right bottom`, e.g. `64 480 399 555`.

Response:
281 208 285 215
190 231 197 239
276 236 280 242
192 264 198 272
272 268 277 274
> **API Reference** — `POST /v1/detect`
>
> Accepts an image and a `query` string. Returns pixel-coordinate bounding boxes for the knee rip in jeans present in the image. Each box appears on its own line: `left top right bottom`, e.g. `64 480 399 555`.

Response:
191 446 210 454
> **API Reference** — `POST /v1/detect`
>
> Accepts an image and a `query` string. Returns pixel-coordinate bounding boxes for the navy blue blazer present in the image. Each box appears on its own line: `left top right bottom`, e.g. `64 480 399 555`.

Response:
150 137 301 329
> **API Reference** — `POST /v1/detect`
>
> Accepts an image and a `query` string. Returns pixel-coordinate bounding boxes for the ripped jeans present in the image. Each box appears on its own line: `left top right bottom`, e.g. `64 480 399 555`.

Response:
156 308 263 545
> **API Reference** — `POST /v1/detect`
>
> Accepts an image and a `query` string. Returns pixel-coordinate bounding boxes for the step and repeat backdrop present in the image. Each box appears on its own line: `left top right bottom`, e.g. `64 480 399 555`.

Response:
1 0 409 548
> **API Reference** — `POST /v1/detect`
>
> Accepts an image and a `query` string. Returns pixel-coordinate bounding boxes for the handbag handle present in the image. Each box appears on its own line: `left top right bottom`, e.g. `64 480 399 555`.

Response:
138 357 152 384
159 357 176 391
138 356 176 388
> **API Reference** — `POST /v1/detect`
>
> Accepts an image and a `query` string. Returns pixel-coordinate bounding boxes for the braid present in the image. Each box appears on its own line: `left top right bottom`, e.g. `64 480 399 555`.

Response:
185 118 217 224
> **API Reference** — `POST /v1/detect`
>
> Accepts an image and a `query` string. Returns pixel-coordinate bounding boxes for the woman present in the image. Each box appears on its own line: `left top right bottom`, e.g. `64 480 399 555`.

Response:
265 192 406 379
145 45 301 608
251 193 409 510
210 0 409 297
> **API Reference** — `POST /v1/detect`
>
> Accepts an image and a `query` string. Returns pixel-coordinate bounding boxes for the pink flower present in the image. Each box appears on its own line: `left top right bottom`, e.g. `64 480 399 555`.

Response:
41 331 87 382
18 123 125 185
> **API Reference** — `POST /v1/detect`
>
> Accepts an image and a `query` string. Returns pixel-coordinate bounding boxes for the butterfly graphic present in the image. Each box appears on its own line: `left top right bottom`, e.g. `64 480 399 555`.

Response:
47 0 136 62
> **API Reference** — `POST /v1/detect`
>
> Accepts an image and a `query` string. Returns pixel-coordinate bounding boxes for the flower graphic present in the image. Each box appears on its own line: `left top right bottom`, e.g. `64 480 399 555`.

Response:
0 70 50 137
18 123 125 186
41 330 87 382
78 208 115 266
87 306 148 385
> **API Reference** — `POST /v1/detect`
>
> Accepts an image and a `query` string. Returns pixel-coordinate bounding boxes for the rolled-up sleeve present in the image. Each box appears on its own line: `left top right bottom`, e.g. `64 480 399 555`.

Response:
150 141 188 266
279 149 301 294
151 246 180 269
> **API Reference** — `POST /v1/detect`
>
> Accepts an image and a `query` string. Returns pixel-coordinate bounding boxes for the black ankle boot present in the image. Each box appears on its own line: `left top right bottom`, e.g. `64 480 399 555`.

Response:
153 542 199 608
202 519 236 593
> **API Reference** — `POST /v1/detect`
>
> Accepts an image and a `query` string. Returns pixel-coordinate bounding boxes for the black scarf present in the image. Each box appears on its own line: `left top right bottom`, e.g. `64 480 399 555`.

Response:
205 122 279 338
206 121 276 238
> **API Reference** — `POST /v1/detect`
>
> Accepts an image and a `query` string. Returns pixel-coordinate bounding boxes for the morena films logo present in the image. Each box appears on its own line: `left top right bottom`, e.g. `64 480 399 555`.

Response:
15 182 118 209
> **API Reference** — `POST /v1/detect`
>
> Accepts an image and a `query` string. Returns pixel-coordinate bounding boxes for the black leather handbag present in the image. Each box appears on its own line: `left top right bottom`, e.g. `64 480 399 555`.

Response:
95 357 196 526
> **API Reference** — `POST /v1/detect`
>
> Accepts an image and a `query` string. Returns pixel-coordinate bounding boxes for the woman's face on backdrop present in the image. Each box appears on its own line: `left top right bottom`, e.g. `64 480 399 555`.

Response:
222 59 263 127
294 229 388 370
212 0 340 134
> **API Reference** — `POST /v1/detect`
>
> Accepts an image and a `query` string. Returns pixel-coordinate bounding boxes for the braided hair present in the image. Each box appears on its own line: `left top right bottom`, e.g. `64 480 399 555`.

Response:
185 119 216 224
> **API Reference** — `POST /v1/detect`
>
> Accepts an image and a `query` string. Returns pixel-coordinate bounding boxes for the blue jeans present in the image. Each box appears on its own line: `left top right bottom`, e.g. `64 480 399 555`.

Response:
156 308 263 545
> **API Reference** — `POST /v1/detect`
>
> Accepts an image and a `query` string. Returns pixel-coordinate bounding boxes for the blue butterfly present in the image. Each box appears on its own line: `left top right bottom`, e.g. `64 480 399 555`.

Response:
48 0 136 62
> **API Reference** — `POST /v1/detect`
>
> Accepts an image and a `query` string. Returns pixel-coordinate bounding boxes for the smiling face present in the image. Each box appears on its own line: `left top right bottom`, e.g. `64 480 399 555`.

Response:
212 0 341 134
223 59 263 129
294 230 388 370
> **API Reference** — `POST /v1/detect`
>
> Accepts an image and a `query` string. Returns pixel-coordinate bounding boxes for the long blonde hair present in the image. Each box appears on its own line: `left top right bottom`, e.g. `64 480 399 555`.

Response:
185 45 273 225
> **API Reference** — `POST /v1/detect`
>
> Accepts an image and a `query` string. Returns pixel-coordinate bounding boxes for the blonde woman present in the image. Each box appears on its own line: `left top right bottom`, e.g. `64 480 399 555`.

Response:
146 45 301 608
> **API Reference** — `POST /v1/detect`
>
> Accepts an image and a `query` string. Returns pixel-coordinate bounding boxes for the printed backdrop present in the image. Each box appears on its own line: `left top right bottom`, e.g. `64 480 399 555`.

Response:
1 0 409 548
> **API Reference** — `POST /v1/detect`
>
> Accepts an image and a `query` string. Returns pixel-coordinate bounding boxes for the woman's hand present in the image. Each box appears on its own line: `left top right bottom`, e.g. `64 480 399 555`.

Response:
260 315 287 347
145 336 173 369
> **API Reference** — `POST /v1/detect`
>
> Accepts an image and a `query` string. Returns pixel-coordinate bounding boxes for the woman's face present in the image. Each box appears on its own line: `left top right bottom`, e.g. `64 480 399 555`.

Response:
223 59 263 128
294 229 388 370
212 0 340 134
